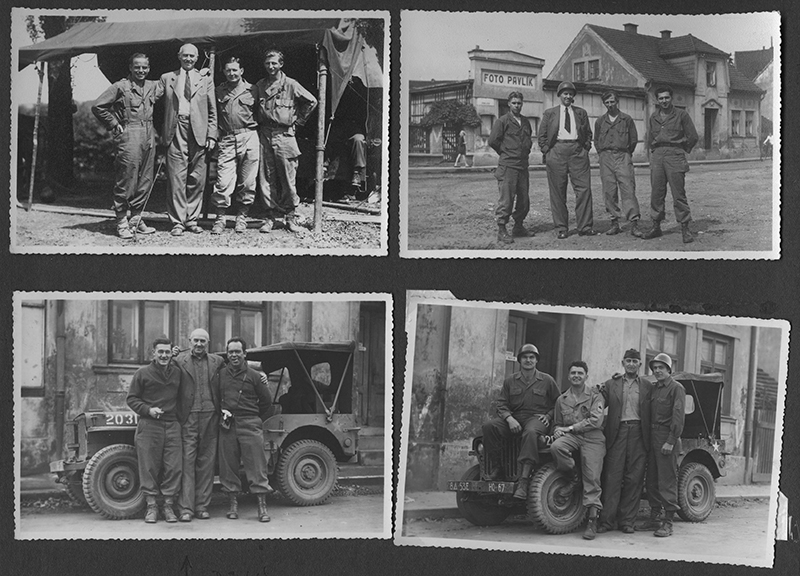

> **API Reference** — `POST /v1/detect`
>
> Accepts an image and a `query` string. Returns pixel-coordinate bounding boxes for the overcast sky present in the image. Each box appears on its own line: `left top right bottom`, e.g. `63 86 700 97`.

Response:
402 12 780 81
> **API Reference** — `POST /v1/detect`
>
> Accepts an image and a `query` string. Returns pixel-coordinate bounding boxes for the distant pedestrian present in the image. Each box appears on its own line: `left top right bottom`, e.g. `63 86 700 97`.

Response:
454 129 469 168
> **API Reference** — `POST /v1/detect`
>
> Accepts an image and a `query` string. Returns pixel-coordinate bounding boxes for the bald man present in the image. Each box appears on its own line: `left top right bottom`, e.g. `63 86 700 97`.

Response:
174 329 224 521
159 44 218 236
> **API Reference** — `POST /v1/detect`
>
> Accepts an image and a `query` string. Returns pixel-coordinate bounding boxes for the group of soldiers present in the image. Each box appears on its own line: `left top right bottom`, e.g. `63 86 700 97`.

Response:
126 330 274 523
92 44 317 239
489 82 699 245
482 344 686 540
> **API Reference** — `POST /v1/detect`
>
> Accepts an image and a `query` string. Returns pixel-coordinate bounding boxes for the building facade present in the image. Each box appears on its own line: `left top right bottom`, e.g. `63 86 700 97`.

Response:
17 298 386 475
406 304 780 491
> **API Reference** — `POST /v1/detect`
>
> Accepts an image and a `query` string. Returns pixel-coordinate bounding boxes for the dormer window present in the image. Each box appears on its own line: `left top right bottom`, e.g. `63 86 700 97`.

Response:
706 62 717 87
574 62 585 82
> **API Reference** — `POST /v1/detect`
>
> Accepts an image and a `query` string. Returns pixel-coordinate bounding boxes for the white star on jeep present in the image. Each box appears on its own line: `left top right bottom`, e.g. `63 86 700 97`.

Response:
711 440 720 452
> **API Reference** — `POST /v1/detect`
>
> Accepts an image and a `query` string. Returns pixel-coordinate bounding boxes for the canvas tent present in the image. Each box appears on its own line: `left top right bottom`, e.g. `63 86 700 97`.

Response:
18 16 384 231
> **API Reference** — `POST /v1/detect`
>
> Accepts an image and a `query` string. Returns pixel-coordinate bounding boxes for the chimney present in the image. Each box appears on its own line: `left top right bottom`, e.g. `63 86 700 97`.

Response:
623 23 638 34
661 30 672 39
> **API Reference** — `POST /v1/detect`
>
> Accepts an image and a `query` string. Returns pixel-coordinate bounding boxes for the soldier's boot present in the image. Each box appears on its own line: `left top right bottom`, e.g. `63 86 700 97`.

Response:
211 213 226 235
162 497 178 523
654 510 675 537
257 493 271 523
285 212 303 234
512 463 533 500
635 507 663 531
129 213 155 235
605 220 622 235
557 468 581 498
115 212 133 240
259 218 274 234
234 207 249 234
497 224 514 244
144 495 158 523
630 218 644 238
583 506 599 540
226 492 239 520
642 221 663 240
681 222 695 244
512 221 533 237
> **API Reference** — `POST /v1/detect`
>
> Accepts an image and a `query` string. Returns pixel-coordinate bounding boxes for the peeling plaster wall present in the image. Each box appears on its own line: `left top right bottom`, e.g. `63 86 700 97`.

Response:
311 301 358 342
757 327 782 380
272 301 312 342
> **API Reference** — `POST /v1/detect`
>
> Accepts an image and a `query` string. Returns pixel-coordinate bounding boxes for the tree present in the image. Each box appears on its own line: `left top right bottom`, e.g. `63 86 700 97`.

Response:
419 100 481 129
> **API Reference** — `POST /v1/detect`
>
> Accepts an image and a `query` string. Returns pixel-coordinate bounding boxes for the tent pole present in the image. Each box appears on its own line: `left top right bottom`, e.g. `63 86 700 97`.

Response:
314 45 328 233
202 46 216 221
26 62 45 211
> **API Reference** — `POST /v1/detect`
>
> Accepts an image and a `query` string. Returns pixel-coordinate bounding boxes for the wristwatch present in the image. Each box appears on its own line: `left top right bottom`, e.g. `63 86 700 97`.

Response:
568 425 574 433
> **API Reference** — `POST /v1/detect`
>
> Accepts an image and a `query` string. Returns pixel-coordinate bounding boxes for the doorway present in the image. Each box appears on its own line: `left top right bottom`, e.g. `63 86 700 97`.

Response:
357 302 385 427
704 108 718 150
505 312 561 380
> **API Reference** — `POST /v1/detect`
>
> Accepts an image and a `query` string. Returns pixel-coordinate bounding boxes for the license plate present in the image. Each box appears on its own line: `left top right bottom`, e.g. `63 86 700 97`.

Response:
102 412 139 426
447 480 515 494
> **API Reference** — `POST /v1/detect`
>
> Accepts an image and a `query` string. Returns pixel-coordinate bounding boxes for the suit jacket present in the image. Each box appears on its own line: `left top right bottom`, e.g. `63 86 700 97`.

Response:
599 374 652 450
175 351 224 424
538 104 592 156
159 68 218 147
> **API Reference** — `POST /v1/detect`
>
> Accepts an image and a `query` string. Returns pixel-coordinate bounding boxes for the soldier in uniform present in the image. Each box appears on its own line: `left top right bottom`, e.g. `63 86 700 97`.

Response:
635 353 686 537
217 338 275 522
211 57 260 235
126 338 182 523
596 349 652 534
550 360 606 540
481 344 560 500
254 49 318 233
92 53 164 239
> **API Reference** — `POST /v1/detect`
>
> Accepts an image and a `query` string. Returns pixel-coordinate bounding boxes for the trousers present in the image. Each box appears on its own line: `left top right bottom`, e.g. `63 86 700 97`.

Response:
649 147 691 223
494 166 530 225
112 123 156 215
550 429 606 509
482 415 549 467
599 421 647 527
598 150 639 222
166 116 208 227
134 418 182 497
178 411 218 514
258 128 300 215
218 414 271 493
211 130 259 210
646 428 680 511
546 141 594 232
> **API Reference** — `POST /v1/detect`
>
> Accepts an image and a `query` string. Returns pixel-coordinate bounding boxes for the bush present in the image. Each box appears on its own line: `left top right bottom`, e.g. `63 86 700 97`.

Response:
73 101 116 173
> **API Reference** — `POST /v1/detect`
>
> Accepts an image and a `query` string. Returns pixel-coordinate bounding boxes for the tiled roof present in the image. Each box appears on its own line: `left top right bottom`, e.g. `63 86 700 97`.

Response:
409 79 471 92
728 63 764 94
734 47 773 80
659 35 729 58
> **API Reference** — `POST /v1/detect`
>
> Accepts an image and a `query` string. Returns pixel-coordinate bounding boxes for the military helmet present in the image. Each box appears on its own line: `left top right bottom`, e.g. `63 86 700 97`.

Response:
557 81 577 96
517 343 540 363
649 352 673 373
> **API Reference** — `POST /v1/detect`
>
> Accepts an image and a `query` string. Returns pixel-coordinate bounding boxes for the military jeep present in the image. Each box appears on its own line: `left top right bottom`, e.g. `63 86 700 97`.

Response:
50 341 360 519
448 372 728 533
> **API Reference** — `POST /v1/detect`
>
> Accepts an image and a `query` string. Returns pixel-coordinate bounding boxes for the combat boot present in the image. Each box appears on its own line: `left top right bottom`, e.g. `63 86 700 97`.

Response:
583 507 599 540
654 510 675 537
512 222 533 237
115 212 133 240
235 206 249 234
211 213 226 235
557 469 581 498
635 507 663 531
257 493 271 523
681 222 695 244
226 492 239 519
605 220 621 235
162 497 178 523
129 214 155 235
630 218 644 238
144 495 158 523
285 213 303 234
497 224 514 244
513 463 533 500
259 218 274 234
642 221 662 239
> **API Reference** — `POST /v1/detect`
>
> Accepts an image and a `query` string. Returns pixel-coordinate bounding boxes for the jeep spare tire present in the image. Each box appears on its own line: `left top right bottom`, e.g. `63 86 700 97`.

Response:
276 439 338 506
82 444 145 519
455 464 511 526
528 462 586 534
677 462 716 522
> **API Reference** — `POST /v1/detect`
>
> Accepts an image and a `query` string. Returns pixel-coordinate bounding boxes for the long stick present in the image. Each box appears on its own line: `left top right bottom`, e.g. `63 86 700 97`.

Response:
26 62 45 211
202 46 216 221
314 45 328 233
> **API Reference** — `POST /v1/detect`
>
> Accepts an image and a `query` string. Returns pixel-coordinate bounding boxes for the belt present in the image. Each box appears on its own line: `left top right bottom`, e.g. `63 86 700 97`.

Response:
125 119 152 126
652 142 682 149
620 420 641 425
599 148 629 153
556 139 579 143
220 127 256 137
178 114 190 121
261 120 292 130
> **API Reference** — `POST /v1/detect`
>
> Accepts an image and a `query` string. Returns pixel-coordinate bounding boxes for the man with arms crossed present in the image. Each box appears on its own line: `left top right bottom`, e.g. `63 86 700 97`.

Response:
92 53 164 239
594 91 643 237
635 353 686 537
218 338 275 522
550 361 605 540
596 349 651 534
160 43 217 236
481 344 560 500
126 338 182 523
488 91 533 244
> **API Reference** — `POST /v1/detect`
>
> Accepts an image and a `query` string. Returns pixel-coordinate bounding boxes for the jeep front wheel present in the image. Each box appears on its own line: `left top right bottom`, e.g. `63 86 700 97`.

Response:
82 444 144 519
65 477 88 507
455 464 511 526
276 440 338 506
528 462 586 534
677 462 716 522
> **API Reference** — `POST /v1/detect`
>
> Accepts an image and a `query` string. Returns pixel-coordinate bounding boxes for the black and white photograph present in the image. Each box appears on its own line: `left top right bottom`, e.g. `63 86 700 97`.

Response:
15 292 392 539
400 12 780 258
396 293 787 567
11 9 388 255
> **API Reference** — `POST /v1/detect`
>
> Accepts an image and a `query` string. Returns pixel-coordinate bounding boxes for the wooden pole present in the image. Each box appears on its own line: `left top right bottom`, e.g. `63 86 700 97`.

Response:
26 62 45 211
202 46 216 220
314 45 328 233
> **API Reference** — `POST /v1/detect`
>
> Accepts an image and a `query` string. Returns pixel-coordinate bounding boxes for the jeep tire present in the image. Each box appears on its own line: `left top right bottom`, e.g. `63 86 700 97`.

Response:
454 464 512 526
82 444 145 519
65 477 88 507
276 439 338 506
677 462 716 522
528 462 586 534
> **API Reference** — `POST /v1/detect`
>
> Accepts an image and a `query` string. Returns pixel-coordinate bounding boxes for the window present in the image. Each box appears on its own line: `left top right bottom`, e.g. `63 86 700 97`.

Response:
731 110 741 136
701 333 733 414
573 62 585 82
745 111 754 136
706 62 717 87
645 321 684 373
109 301 173 363
210 301 268 353
587 59 600 80
20 300 46 396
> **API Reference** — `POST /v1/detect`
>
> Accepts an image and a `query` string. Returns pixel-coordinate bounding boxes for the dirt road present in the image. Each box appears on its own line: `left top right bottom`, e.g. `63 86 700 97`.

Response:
405 161 774 253
400 498 773 566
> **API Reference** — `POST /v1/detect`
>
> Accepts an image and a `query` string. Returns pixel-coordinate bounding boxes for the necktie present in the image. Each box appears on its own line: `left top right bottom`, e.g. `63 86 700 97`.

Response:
564 107 571 133
184 70 192 101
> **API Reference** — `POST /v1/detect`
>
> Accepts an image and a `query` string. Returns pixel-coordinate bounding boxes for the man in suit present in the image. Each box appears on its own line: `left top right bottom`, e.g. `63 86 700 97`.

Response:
596 349 652 534
159 43 218 236
538 81 597 239
174 328 223 521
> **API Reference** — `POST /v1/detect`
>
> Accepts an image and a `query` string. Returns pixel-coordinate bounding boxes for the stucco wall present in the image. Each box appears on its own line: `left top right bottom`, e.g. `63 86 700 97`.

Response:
550 31 641 88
